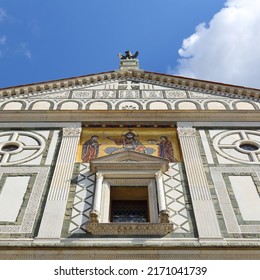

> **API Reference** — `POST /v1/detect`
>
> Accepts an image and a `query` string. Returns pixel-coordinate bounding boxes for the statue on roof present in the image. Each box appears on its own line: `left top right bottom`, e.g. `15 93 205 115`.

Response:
118 50 139 60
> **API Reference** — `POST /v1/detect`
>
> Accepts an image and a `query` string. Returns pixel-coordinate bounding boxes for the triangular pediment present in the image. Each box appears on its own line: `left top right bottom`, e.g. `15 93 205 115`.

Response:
1 70 260 114
10 79 243 102
92 150 167 163
1 69 259 101
90 150 169 174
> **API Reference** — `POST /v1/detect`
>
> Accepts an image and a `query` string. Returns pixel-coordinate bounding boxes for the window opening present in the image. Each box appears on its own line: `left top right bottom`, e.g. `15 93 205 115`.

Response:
111 200 148 223
110 186 149 223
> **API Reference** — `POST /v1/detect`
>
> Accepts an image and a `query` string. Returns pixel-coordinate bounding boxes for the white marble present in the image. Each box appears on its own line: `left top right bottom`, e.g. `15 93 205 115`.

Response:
45 130 59 165
60 101 79 110
229 176 260 221
3 102 23 110
178 126 222 239
100 180 110 223
217 154 238 164
199 130 214 164
92 173 103 214
0 176 30 222
155 172 167 211
37 126 81 238
0 167 50 233
210 167 260 233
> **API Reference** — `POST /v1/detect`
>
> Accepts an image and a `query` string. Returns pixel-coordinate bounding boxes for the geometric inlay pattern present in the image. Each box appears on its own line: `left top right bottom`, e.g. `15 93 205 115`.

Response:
69 163 191 234
163 163 190 233
0 166 50 233
211 166 260 234
213 130 260 164
0 131 46 166
69 164 95 234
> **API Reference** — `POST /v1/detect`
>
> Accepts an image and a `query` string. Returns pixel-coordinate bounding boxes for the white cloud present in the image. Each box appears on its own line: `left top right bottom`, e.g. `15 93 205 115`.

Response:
174 0 260 88
16 43 32 59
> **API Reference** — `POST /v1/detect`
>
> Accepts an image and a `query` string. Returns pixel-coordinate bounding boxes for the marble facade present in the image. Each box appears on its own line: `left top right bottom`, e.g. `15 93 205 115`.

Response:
1 57 260 259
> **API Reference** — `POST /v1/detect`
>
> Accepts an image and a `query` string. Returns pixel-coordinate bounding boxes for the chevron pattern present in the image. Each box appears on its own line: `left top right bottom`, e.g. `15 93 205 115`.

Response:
163 163 190 233
69 164 95 234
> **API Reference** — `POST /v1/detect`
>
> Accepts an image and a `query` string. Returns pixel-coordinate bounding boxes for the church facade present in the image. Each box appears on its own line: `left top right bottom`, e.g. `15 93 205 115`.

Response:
1 54 260 259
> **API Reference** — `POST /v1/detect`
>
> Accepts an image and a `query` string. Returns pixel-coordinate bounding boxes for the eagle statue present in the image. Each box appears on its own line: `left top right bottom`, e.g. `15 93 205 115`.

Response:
118 50 139 60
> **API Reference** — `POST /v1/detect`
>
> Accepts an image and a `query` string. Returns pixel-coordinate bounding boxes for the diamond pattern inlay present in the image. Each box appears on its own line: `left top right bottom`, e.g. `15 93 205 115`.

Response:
69 164 95 234
69 163 190 234
163 163 190 233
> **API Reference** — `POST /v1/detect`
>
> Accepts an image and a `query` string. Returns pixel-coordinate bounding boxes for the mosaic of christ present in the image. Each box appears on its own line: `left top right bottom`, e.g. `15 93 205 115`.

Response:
77 128 182 163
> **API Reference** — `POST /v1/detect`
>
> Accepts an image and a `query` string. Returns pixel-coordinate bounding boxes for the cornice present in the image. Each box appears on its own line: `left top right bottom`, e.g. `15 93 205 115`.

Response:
1 69 260 101
0 110 260 123
1 245 260 260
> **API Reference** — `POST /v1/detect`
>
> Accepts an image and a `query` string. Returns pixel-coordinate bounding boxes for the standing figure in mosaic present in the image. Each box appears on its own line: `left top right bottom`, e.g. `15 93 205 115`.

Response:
157 136 177 162
81 135 100 163
104 131 147 154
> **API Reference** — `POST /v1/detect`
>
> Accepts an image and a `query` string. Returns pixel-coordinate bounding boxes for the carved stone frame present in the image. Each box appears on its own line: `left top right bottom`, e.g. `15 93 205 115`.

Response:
86 151 173 235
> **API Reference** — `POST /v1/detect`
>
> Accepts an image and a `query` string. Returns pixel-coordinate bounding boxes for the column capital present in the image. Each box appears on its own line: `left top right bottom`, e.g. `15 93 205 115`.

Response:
62 127 82 137
155 171 163 179
96 172 103 179
177 127 196 137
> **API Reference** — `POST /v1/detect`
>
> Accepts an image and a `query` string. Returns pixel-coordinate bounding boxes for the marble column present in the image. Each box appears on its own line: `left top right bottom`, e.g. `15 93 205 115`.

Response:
155 171 170 223
36 126 81 240
155 171 166 211
93 173 104 211
177 126 222 240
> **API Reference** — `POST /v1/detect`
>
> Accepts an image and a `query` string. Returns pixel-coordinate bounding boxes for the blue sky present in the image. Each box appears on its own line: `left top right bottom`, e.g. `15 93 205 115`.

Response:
1 0 259 89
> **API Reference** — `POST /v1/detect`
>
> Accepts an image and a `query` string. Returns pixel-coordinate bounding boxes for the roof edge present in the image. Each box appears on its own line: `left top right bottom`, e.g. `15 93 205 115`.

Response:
1 69 260 100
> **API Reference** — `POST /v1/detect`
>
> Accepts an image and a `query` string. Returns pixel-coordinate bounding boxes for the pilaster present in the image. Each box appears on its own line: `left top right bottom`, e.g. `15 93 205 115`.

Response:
36 126 81 240
177 126 222 240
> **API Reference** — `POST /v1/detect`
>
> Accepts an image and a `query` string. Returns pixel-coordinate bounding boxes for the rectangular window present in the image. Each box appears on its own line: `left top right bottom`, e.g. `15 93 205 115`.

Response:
110 186 149 223
111 200 148 223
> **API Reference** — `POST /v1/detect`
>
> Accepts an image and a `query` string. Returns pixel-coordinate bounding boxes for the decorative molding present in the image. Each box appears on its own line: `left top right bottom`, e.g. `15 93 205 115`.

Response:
3 248 260 260
155 170 163 178
159 210 170 223
86 222 173 235
89 210 99 223
62 127 82 137
72 90 93 99
177 127 196 137
96 172 103 179
2 98 260 113
2 110 260 124
142 91 163 99
0 167 50 233
165 90 187 98
211 167 260 234
95 91 116 99
1 70 260 102
107 178 151 186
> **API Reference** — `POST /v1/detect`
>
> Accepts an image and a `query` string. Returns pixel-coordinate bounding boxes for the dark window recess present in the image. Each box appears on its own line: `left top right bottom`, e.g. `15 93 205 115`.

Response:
239 143 259 151
111 200 148 223
1 144 19 152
